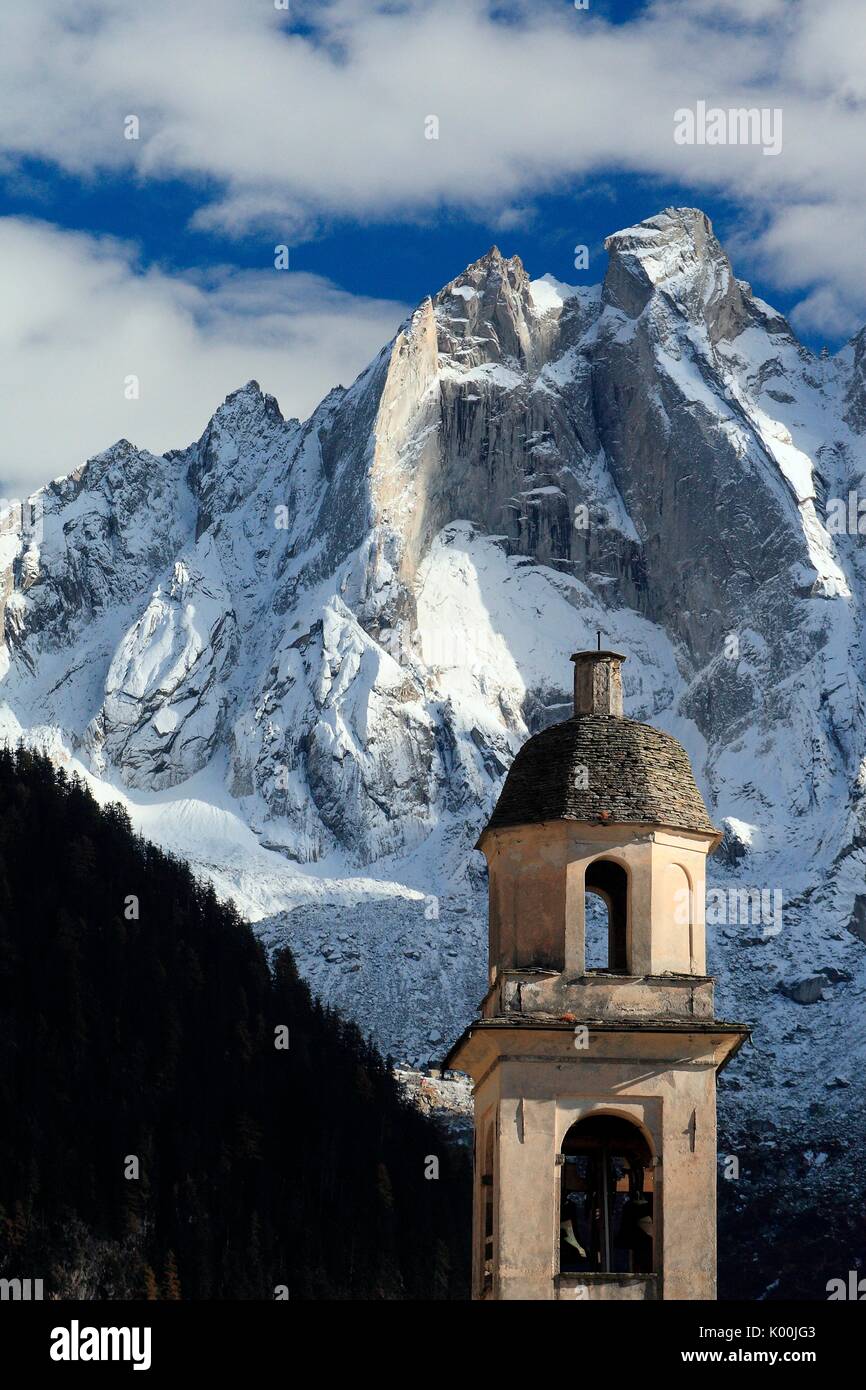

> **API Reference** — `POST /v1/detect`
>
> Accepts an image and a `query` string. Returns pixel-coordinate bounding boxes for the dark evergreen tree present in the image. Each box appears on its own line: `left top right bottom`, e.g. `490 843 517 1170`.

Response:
0 747 470 1299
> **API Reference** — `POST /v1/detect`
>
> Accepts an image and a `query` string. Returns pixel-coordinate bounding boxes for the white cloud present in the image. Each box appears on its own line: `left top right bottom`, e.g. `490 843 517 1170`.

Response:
2 1 866 336
0 219 407 496
790 286 860 342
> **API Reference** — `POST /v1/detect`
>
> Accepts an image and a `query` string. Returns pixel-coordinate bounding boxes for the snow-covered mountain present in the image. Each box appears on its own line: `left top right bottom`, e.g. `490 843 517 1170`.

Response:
2 209 865 1287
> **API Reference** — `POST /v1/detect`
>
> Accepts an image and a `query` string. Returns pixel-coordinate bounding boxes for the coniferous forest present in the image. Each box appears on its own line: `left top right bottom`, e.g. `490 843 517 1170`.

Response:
0 747 471 1299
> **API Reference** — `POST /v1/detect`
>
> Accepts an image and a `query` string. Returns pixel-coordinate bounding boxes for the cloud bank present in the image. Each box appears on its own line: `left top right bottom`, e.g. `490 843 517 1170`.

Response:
0 219 406 495
1 0 866 334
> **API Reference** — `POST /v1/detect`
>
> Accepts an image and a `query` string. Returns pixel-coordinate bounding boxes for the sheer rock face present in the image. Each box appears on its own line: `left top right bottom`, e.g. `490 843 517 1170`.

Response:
0 210 865 1193
842 326 866 434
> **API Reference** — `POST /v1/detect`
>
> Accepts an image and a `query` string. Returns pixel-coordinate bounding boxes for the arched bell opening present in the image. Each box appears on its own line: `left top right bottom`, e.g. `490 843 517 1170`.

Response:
559 1115 654 1275
584 858 629 972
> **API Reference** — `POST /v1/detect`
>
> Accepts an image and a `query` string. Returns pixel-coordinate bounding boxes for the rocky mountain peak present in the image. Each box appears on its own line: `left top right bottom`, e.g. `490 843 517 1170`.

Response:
433 244 536 367
603 206 750 342
186 380 295 537
448 244 525 283
62 437 155 496
211 379 284 426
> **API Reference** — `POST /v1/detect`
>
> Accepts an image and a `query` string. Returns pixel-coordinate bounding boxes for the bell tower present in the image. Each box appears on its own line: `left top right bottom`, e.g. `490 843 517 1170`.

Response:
445 650 749 1302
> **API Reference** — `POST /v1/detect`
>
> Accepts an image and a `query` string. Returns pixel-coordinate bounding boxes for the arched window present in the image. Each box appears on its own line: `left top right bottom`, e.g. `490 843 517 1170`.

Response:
559 1115 654 1274
584 859 628 972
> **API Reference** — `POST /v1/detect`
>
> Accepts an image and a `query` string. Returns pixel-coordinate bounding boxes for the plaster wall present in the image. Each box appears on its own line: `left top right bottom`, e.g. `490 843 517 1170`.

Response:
469 1036 719 1301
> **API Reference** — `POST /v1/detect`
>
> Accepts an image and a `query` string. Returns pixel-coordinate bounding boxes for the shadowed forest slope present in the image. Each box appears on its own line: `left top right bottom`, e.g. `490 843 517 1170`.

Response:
0 748 470 1299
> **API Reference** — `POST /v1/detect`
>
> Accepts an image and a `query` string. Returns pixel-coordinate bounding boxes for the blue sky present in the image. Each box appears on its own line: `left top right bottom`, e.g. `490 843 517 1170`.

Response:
1 0 865 492
0 156 764 319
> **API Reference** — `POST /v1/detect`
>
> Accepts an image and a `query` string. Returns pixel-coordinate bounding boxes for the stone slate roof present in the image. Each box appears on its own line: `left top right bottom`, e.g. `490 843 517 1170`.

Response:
483 714 717 837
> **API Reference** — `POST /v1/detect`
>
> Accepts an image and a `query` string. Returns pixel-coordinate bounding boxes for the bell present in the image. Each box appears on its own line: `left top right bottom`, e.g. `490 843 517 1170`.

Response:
560 1219 587 1257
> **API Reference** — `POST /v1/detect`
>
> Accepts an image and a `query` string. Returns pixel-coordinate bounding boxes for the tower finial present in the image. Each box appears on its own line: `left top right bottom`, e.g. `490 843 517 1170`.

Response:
570 648 626 716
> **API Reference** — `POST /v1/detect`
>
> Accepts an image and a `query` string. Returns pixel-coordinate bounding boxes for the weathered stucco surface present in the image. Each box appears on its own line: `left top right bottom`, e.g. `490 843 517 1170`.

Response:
448 651 749 1301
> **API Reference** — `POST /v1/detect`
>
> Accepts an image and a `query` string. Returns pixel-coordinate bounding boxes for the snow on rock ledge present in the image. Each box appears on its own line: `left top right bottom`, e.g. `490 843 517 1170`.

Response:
87 533 239 789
